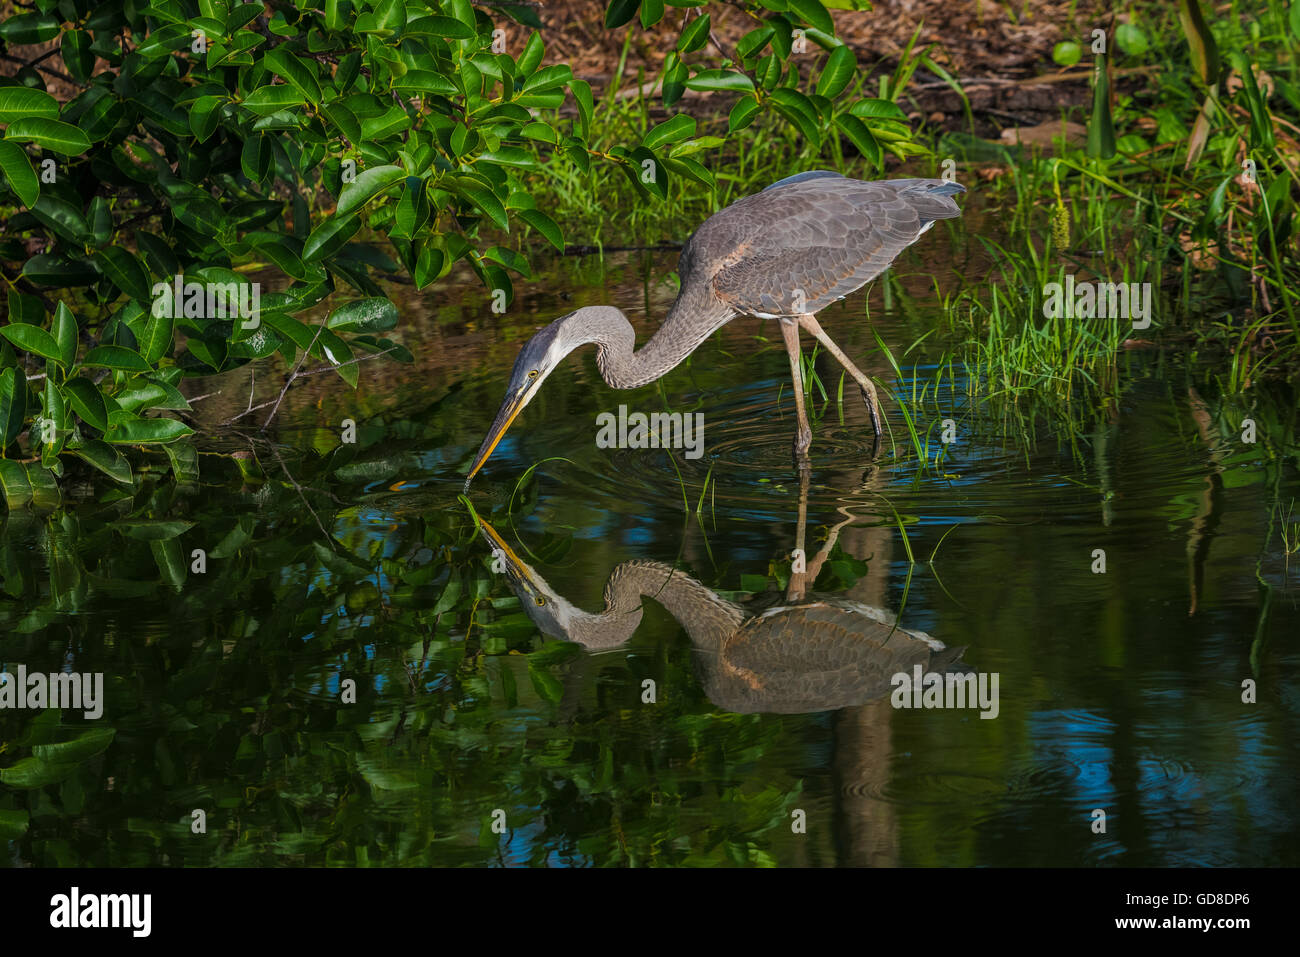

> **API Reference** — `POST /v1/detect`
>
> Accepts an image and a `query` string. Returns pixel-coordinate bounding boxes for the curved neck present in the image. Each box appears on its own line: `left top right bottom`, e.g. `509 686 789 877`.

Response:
592 283 736 389
568 560 743 651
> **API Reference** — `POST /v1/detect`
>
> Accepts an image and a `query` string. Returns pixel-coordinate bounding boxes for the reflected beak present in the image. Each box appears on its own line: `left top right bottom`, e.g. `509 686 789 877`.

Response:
463 379 539 489
476 517 534 590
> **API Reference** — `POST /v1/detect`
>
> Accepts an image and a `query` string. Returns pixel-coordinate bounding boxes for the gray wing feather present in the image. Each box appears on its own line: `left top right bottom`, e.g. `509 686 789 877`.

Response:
689 178 964 317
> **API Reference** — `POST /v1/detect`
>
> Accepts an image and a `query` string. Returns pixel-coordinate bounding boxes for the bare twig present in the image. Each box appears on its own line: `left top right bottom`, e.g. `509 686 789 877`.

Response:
260 321 327 430
0 52 77 84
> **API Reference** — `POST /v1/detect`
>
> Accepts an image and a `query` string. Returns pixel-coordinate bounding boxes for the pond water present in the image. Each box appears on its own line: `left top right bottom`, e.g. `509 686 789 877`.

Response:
2 238 1297 867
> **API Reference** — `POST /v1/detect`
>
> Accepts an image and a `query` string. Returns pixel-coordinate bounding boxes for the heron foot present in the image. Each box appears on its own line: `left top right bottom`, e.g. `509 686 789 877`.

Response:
859 386 883 437
792 426 812 461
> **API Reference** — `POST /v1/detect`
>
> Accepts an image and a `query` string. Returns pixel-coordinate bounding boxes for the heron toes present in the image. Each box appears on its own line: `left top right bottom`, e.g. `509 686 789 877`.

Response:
792 426 813 461
859 387 884 437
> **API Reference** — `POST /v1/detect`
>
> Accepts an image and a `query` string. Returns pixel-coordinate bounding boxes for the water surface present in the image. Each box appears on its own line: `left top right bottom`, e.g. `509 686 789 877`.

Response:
1 243 1297 867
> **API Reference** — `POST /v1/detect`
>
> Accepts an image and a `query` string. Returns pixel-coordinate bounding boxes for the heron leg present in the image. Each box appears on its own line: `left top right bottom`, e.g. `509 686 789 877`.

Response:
780 319 813 460
797 314 883 438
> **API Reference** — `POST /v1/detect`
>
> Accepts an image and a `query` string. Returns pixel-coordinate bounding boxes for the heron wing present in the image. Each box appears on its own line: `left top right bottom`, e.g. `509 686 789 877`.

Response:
711 601 938 713
700 177 963 317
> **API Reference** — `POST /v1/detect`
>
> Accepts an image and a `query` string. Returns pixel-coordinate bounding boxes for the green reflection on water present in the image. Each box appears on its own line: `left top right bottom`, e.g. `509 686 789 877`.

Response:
1 249 1298 867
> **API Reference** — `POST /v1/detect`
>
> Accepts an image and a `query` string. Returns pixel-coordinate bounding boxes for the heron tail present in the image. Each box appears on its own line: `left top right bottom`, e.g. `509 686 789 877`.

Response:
927 181 967 196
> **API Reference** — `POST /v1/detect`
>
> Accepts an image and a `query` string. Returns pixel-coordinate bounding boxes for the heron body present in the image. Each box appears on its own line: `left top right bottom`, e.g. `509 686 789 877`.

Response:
465 173 965 487
477 519 967 714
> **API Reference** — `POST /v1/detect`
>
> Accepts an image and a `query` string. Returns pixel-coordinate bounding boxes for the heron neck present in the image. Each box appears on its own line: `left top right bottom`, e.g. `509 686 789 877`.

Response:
573 560 743 651
594 283 735 389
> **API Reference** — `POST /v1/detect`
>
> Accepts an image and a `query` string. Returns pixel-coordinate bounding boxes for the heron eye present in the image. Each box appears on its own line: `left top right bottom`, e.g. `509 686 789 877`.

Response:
534 596 545 606
527 370 539 379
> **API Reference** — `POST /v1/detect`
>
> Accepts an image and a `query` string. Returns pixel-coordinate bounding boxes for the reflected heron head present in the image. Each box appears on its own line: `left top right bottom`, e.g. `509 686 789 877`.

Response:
475 516 580 641
475 516 644 648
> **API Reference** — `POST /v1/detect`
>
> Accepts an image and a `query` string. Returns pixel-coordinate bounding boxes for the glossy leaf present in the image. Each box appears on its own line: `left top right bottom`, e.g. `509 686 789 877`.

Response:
3 118 91 156
0 139 38 208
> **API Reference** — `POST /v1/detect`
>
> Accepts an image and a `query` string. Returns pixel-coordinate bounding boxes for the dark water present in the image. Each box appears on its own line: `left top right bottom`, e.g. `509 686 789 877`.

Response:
2 246 1298 867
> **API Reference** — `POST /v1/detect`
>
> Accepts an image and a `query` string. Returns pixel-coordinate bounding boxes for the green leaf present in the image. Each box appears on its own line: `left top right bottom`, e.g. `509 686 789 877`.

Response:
788 0 835 34
669 136 725 158
770 88 821 144
26 463 59 507
1086 53 1116 159
336 164 406 218
0 87 59 124
22 254 99 288
835 113 881 166
391 70 458 96
628 146 668 201
83 345 152 372
522 64 573 95
0 323 61 362
119 519 194 540
190 94 225 142
73 438 133 484
33 728 116 765
1052 41 1082 68
52 302 76 368
1177 0 1219 86
0 459 31 504
152 538 186 592
323 103 361 144
517 31 545 75
684 70 755 92
264 48 322 105
61 29 97 83
30 194 91 244
641 0 665 28
643 114 697 151
316 327 358 388
453 179 509 230
8 290 43 325
104 412 194 445
94 247 153 302
327 297 398 334
0 367 25 447
729 94 762 132
518 208 563 251
520 121 559 145
225 2 263 31
736 26 775 60
64 378 108 431
677 13 711 53
817 44 856 98
141 309 174 365
414 246 445 289
570 78 593 138
849 98 908 121
241 86 307 116
303 213 360 262
604 0 640 28
166 442 199 483
0 13 60 46
3 118 91 156
0 139 38 208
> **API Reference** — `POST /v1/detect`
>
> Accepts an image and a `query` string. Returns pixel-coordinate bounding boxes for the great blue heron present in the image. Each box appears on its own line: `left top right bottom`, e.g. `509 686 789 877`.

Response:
464 172 965 488
475 513 968 714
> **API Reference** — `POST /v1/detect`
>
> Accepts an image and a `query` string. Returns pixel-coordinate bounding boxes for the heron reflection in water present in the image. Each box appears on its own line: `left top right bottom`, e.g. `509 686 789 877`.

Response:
473 477 967 715
464 173 965 488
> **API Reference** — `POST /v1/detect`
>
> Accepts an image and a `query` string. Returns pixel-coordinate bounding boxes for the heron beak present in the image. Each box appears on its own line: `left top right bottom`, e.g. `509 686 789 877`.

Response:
463 378 541 489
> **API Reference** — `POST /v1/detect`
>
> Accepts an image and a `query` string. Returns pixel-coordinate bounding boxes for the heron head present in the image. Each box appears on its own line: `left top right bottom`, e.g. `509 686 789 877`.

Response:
475 516 583 641
464 307 625 487
463 315 574 487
